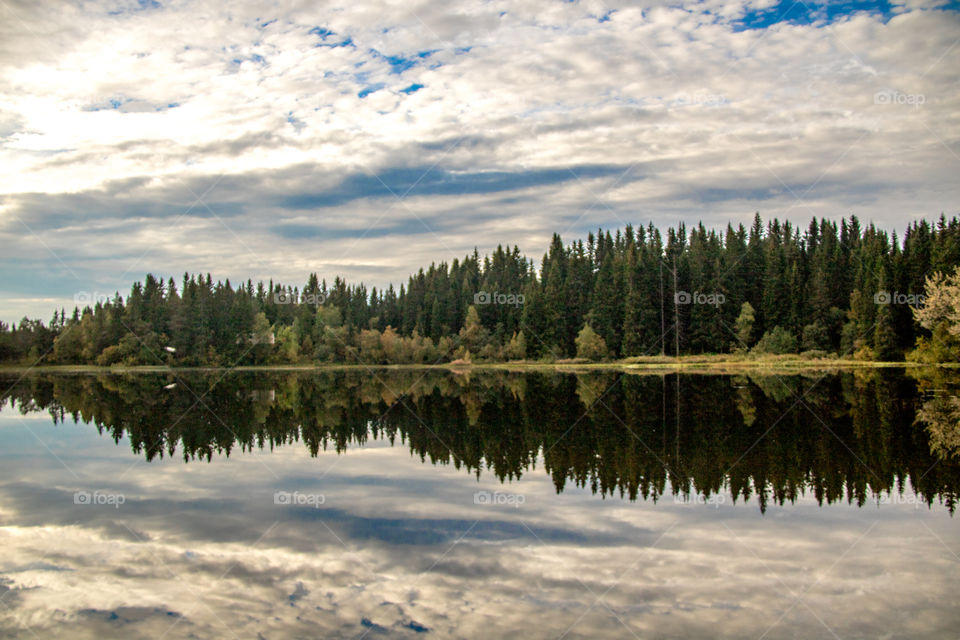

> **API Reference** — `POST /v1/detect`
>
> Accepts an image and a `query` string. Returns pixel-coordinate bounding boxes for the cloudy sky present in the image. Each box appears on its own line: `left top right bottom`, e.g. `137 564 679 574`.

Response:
1 0 958 322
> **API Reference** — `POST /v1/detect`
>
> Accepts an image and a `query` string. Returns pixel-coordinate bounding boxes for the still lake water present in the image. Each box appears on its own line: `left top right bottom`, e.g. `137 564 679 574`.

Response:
0 369 957 639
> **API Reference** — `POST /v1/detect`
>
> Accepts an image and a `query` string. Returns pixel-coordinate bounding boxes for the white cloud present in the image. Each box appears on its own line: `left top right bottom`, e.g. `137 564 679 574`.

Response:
0 0 958 320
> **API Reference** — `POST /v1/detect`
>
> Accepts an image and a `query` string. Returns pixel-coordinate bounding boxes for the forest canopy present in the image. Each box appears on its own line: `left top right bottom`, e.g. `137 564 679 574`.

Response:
2 212 958 366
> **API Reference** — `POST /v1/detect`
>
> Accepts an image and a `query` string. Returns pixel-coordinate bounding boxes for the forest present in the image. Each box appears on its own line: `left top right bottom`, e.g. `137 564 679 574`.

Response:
1 212 959 366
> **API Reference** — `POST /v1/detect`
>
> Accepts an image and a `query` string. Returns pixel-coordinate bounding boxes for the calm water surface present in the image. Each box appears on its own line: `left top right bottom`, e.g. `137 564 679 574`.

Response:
0 369 957 639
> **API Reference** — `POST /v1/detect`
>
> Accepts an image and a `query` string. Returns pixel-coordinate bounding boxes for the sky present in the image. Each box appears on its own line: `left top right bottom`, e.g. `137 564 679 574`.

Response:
1 0 958 322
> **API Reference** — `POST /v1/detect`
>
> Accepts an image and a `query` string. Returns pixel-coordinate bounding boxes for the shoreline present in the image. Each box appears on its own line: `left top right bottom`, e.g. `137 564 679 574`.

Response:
0 356 953 375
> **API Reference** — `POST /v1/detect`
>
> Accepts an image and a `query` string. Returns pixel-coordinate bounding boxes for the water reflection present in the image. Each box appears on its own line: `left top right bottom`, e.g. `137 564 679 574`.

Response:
1 369 958 639
3 369 958 512
913 368 960 463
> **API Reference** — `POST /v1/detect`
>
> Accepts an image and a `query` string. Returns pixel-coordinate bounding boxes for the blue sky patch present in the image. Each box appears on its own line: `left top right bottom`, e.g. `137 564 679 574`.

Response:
733 0 895 30
361 618 387 632
231 54 266 66
385 54 417 74
311 27 353 48
597 9 615 22
358 83 386 98
400 83 424 94
369 49 420 74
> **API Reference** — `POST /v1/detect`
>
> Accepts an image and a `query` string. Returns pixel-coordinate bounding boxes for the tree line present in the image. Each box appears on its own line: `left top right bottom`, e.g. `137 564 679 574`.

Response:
1 212 958 366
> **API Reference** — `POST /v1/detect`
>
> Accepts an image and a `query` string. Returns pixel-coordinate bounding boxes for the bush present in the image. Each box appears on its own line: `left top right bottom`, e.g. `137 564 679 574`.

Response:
751 326 798 355
911 267 960 363
96 345 124 366
575 323 610 361
801 322 830 352
503 331 526 361
478 343 500 361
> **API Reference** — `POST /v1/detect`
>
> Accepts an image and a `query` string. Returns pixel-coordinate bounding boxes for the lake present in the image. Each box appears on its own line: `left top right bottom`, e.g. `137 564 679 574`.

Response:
0 368 957 639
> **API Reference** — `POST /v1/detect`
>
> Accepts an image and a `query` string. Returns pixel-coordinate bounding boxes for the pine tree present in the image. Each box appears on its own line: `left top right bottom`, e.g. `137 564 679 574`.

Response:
5 213 960 366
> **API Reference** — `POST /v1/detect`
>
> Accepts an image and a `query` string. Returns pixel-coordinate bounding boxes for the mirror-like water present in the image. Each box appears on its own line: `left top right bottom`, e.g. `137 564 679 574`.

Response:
0 369 957 638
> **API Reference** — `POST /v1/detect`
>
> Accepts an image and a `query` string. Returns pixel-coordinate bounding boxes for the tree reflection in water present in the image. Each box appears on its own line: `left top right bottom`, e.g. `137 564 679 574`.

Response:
2 368 957 513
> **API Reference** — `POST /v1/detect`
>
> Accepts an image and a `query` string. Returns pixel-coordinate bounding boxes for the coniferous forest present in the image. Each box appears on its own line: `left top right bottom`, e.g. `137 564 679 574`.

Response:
2 212 959 366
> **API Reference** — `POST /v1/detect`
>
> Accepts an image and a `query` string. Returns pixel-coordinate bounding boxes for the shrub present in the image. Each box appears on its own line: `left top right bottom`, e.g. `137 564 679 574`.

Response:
575 323 610 361
751 326 798 355
801 322 830 352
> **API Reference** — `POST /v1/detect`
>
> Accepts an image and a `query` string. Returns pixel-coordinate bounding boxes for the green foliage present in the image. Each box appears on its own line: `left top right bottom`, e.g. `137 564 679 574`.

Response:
358 329 384 363
95 344 124 366
575 323 609 361
911 267 960 362
274 325 300 363
873 302 899 361
734 302 756 350
503 331 527 361
752 326 798 355
2 214 959 365
801 322 829 352
459 305 489 355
